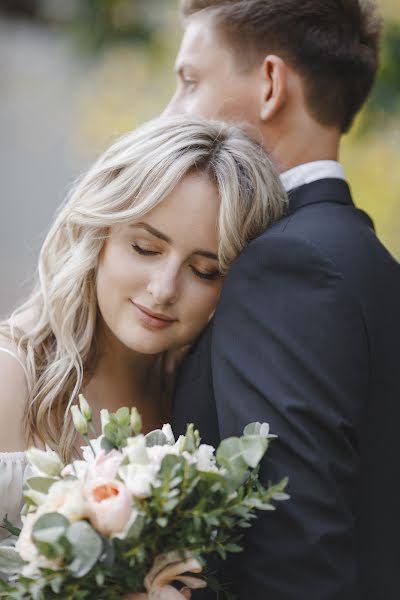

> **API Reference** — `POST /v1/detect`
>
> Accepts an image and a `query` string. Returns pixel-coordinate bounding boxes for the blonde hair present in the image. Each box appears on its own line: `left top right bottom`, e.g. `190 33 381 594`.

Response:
0 115 287 462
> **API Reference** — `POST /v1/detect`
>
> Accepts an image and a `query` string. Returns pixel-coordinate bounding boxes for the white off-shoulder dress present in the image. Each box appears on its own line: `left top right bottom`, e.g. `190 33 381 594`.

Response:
0 347 31 543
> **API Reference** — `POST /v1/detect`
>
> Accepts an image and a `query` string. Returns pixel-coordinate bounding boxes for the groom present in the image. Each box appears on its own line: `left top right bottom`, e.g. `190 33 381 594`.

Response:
167 1 400 599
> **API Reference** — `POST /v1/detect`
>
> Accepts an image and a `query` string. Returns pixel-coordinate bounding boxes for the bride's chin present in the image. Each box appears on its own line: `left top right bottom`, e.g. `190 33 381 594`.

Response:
122 332 176 356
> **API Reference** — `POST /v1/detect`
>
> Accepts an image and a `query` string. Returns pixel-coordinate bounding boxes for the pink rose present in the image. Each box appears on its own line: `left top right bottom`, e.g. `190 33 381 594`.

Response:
85 478 132 537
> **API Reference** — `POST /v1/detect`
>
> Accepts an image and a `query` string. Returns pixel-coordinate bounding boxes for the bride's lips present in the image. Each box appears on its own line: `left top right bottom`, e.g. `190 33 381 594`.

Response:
131 302 177 330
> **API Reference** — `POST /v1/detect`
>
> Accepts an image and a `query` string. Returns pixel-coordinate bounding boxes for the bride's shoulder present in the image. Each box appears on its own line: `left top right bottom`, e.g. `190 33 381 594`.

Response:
4 306 38 335
0 332 29 452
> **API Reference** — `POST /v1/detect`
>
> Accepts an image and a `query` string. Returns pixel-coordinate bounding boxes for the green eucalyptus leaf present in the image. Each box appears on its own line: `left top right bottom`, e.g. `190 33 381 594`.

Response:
32 513 70 561
0 546 26 574
216 438 249 489
99 537 115 566
125 512 145 540
100 436 116 452
26 477 57 495
225 543 242 553
272 492 290 501
145 430 168 447
50 577 63 594
115 407 131 427
216 437 247 471
104 422 118 439
243 422 271 438
66 521 103 578
32 513 69 546
159 453 185 476
95 571 105 586
163 497 180 512
239 435 268 468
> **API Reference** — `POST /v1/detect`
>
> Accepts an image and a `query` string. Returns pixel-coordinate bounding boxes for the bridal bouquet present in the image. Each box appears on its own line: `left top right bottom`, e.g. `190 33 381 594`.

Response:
0 397 288 599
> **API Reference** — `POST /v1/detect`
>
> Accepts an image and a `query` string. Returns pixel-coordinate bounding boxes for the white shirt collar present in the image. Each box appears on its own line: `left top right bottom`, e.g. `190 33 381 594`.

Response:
280 160 345 192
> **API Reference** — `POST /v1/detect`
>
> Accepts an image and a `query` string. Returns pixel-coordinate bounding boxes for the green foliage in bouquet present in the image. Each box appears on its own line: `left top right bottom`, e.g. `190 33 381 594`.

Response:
0 397 288 599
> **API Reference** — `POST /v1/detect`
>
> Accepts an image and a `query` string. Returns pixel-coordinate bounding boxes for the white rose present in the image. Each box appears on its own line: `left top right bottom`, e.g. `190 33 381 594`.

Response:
147 444 179 467
61 459 88 480
193 444 218 472
15 512 38 562
119 463 159 499
39 479 88 523
63 437 105 479
124 435 150 465
81 437 104 462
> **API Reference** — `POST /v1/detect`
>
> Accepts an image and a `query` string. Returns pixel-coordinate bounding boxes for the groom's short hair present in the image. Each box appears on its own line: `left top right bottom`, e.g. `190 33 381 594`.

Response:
181 0 381 133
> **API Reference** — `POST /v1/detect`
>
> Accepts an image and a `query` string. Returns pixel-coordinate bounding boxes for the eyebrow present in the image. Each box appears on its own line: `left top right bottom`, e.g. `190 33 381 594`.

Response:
131 222 218 261
132 222 170 243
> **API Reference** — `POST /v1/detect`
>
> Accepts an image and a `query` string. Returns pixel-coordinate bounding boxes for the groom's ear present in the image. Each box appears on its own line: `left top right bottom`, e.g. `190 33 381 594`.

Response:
259 55 288 122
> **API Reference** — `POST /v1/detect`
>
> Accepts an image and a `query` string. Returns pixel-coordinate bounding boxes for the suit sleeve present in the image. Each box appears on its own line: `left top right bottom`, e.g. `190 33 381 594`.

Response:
211 232 369 600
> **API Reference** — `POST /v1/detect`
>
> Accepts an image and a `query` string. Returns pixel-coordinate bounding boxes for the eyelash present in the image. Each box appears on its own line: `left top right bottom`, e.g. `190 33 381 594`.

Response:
131 243 157 257
191 268 221 281
131 244 221 282
180 74 197 88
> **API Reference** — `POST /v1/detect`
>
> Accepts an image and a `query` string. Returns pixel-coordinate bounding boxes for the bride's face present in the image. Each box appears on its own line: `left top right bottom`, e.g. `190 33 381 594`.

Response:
96 172 224 355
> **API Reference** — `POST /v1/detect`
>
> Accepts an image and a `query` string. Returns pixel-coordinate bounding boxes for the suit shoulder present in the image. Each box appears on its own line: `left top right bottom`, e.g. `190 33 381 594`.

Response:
237 202 398 279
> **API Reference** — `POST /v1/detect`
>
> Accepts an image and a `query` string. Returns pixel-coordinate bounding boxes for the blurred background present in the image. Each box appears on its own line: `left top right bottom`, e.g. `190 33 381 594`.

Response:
0 0 399 316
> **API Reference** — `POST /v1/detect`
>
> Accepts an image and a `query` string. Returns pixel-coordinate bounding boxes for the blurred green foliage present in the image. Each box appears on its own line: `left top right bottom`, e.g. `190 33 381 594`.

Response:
362 21 400 131
78 0 155 50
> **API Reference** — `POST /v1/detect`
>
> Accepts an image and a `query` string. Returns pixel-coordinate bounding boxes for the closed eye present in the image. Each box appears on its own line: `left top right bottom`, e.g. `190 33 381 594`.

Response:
131 244 159 257
190 266 221 281
182 78 197 92
177 66 197 88
132 243 220 280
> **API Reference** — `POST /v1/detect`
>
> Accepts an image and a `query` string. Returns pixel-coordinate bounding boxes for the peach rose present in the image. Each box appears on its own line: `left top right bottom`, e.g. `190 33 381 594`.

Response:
85 478 132 537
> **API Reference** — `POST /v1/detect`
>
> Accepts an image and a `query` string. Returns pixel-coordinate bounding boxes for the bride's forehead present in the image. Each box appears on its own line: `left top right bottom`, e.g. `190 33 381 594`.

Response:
107 174 220 244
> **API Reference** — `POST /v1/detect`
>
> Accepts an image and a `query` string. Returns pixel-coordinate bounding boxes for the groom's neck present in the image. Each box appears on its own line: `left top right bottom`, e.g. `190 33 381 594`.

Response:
263 118 342 173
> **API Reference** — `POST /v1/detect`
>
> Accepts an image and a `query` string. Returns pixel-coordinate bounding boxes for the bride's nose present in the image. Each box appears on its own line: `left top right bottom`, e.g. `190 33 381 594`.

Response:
146 263 180 306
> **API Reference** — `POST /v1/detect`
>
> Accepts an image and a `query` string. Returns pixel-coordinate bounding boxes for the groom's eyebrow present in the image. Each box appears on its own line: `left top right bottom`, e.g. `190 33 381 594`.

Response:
131 222 218 261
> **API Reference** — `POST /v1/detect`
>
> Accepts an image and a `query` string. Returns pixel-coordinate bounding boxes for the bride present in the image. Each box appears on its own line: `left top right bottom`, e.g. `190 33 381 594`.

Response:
0 115 287 596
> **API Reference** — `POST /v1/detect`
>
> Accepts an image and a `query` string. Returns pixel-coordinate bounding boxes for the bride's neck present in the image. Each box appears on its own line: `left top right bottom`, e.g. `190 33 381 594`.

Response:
83 324 164 432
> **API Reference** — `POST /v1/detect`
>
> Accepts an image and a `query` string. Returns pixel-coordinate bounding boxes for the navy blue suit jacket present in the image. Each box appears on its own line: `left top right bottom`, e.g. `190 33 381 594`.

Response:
172 178 400 599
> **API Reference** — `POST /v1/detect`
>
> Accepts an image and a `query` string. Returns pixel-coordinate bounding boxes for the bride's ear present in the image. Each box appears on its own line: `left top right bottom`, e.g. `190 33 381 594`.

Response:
259 55 288 122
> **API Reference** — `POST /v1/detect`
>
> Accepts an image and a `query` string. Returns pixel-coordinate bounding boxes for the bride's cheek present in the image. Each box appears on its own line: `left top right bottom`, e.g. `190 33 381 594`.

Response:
190 285 221 328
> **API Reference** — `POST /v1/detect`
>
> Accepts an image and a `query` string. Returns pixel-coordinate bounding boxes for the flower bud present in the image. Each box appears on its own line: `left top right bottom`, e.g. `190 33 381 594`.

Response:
161 424 175 445
26 447 64 477
130 407 142 435
100 409 110 432
71 405 88 435
79 394 92 421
